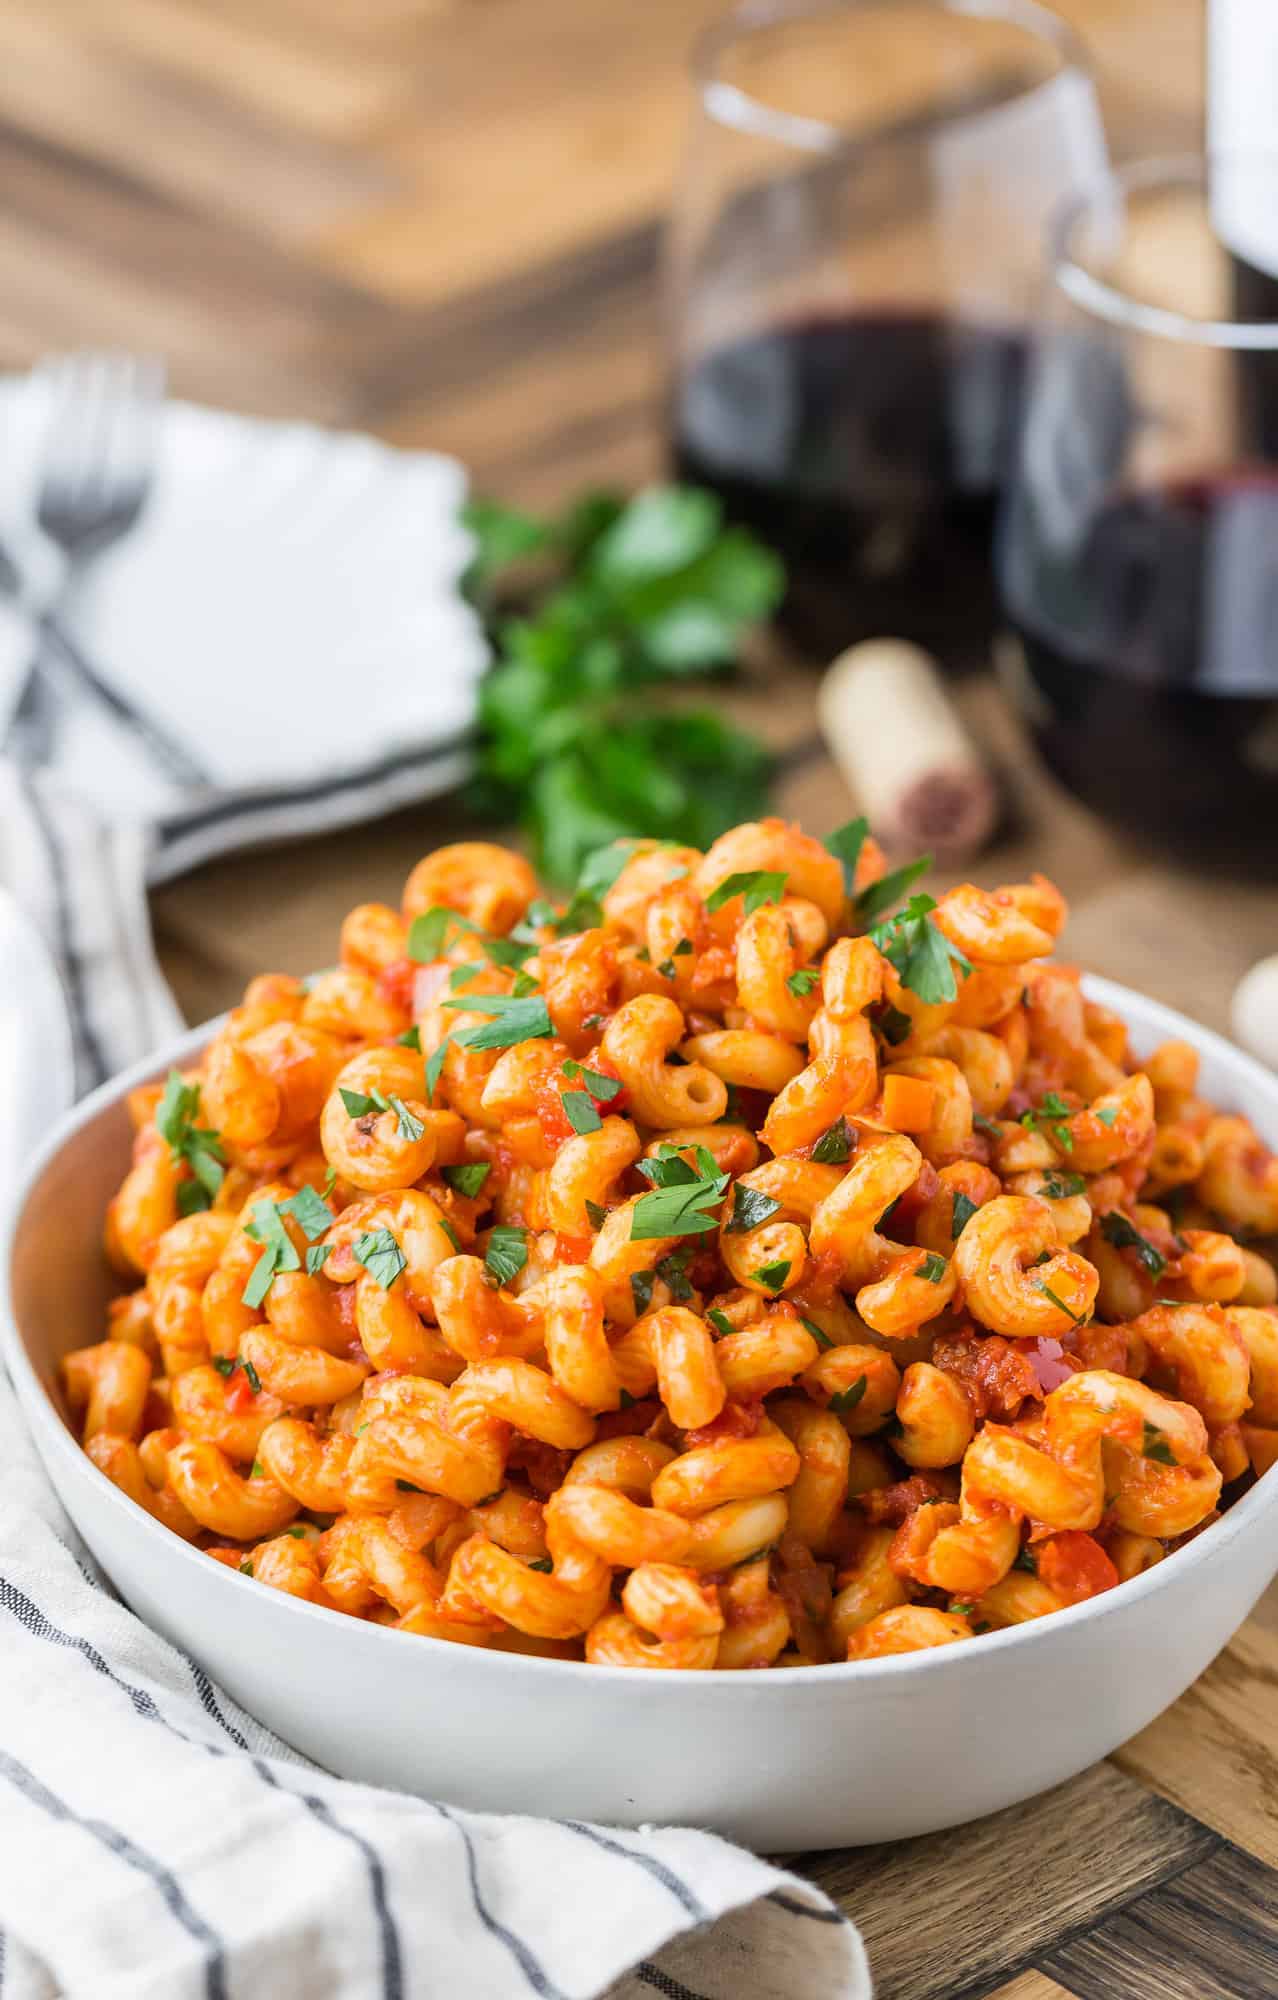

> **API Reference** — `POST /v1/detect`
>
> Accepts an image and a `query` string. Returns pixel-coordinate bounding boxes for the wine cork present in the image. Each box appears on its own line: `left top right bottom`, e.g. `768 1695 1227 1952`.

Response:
817 639 999 860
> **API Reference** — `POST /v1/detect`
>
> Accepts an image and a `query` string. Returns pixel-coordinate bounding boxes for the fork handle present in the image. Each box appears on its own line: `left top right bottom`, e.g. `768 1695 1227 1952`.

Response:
37 613 212 792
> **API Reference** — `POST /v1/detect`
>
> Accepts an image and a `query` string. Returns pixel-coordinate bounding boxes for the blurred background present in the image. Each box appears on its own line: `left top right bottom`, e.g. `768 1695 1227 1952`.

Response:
7 0 1275 1047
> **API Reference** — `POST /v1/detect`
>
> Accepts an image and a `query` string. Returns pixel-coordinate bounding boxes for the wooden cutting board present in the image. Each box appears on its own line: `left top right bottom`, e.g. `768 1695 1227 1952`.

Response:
6 2 1277 1991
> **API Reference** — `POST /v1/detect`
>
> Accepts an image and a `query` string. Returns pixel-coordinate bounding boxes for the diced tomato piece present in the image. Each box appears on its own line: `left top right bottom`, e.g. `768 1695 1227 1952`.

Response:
684 1400 763 1449
223 1369 257 1414
881 1074 936 1133
1037 1530 1118 1605
376 956 418 1013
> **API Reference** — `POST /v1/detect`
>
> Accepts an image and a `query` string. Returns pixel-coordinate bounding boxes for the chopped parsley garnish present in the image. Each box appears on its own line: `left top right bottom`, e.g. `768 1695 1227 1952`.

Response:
156 1070 225 1214
949 1602 976 1619
630 1149 730 1241
438 991 555 1050
584 1199 608 1229
353 1227 407 1291
799 1315 833 1351
812 1116 853 1165
657 958 677 979
305 1244 332 1276
407 906 530 970
438 1218 462 1253
485 1226 529 1287
786 967 820 997
973 1112 1002 1137
751 1258 791 1291
211 1355 261 1394
630 1269 656 1316
656 1247 696 1303
449 962 485 992
242 1198 301 1308
951 1191 978 1238
562 1090 601 1135
395 1479 423 1493
1020 1092 1076 1151
829 1377 868 1414
1142 1422 1177 1466
707 1308 734 1337
824 816 869 897
562 1060 622 1101
526 1556 554 1574
511 969 540 997
281 1184 335 1241
1095 1106 1119 1127
338 1087 425 1143
396 1025 422 1050
1100 1211 1167 1278
704 869 788 916
1013 1546 1038 1574
868 894 971 1006
1041 1170 1087 1200
917 1251 948 1283
322 1166 337 1199
442 1161 492 1199
726 1184 782 1232
854 852 932 923
1036 1280 1088 1326
239 1560 254 1576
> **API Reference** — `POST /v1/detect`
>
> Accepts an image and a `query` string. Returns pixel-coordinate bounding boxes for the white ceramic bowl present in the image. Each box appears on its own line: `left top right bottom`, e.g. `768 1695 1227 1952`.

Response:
4 977 1277 1851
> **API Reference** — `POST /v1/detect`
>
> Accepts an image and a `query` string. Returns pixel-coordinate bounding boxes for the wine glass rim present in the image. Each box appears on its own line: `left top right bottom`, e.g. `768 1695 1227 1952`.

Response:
692 0 1088 155
1052 152 1278 350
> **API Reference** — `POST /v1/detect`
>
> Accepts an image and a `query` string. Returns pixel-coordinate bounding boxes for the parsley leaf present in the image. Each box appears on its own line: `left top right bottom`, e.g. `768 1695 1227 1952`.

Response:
1041 1170 1087 1199
630 1269 656 1316
751 1258 790 1291
786 967 820 997
563 1090 601 1135
812 1116 853 1164
584 1198 607 1229
1021 1091 1076 1151
704 870 788 916
829 1377 868 1414
396 1025 422 1050
438 1218 462 1253
951 1191 978 1238
485 1226 529 1287
442 1162 492 1199
155 1070 225 1211
655 1247 696 1303
241 1198 301 1308
631 1153 730 1240
1095 1106 1119 1127
854 852 932 922
797 1316 831 1351
439 992 554 1052
340 1086 385 1118
973 1111 1002 1137
353 1227 407 1291
869 1000 913 1047
305 1244 332 1276
917 1251 948 1283
868 894 972 1006
726 1184 782 1233
1142 1422 1177 1466
1013 1546 1038 1574
824 817 868 897
707 1308 734 1336
526 1556 554 1574
562 1059 622 1101
408 906 530 970
1100 1211 1167 1278
281 1185 334 1241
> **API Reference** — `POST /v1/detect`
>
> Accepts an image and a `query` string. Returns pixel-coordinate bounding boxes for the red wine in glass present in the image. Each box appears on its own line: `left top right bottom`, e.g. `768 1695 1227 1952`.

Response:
672 310 1027 665
1004 473 1278 867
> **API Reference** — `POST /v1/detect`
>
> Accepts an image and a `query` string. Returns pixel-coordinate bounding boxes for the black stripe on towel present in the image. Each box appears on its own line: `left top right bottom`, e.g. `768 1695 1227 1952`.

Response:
635 1965 712 2000
562 1821 709 1921
157 731 472 845
432 1802 568 1998
0 1747 228 2000
18 775 108 1089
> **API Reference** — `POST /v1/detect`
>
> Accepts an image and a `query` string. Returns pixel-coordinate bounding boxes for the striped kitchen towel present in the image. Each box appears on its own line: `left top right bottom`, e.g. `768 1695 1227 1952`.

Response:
0 1359 868 1999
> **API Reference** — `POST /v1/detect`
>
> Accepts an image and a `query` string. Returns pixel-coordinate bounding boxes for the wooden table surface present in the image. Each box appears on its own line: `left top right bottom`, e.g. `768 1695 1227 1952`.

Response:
10 2 1278 1994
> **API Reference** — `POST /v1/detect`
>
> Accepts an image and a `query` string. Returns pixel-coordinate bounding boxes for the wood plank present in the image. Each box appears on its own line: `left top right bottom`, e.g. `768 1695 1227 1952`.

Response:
1115 1581 1278 1867
796 1761 1217 2000
985 1976 1079 2000
1040 1842 1278 2000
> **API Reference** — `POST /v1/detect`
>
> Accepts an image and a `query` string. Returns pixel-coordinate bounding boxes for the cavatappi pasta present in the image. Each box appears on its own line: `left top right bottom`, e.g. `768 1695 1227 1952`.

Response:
69 820 1278 1667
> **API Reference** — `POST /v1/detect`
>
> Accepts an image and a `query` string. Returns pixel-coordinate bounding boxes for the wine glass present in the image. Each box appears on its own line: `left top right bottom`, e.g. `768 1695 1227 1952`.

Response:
998 154 1278 870
666 0 1107 665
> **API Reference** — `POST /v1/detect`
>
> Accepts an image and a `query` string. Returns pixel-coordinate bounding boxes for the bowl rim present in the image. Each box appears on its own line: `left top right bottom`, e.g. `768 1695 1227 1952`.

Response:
4 972 1277 1693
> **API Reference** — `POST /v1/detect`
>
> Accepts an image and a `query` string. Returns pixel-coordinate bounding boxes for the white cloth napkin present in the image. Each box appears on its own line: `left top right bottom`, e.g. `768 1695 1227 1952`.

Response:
0 379 487 1091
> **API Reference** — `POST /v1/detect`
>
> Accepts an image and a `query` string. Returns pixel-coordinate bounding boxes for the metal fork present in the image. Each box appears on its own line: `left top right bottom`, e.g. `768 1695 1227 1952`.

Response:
7 351 209 787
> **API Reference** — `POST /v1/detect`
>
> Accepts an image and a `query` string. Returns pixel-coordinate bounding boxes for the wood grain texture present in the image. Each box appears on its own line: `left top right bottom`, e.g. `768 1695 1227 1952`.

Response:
12 3 1278 1995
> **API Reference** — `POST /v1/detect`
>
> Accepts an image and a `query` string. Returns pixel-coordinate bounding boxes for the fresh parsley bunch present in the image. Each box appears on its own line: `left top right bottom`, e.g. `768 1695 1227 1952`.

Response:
463 485 784 884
